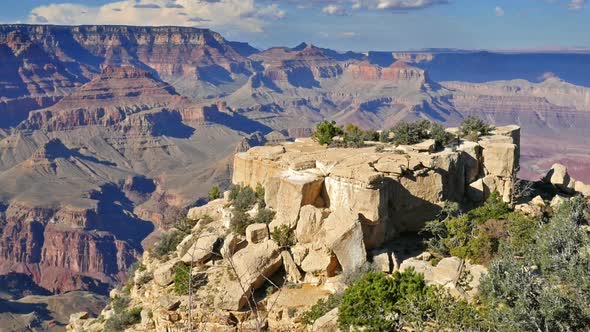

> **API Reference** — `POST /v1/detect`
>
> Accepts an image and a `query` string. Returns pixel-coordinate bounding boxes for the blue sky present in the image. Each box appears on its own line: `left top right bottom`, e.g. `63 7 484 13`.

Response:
1 0 588 51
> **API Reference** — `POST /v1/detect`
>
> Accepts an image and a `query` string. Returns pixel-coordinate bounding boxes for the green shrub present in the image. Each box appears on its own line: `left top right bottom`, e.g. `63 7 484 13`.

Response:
397 286 492 331
254 208 275 224
343 124 365 148
423 193 516 263
337 269 428 332
429 122 454 148
255 183 266 208
208 185 221 201
230 185 258 211
173 264 208 295
302 293 343 325
363 129 380 142
389 120 452 148
230 209 253 236
312 121 344 146
270 225 295 247
478 195 590 331
151 230 185 259
459 116 495 137
104 306 142 332
390 120 431 145
174 217 198 234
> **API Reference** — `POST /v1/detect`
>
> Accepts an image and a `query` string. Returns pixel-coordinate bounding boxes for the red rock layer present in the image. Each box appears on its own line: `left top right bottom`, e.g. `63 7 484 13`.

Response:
347 61 427 82
0 204 139 293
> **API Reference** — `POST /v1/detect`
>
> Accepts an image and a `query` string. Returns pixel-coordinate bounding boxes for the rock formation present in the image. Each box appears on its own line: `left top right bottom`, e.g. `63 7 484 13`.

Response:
70 127 519 331
234 126 520 250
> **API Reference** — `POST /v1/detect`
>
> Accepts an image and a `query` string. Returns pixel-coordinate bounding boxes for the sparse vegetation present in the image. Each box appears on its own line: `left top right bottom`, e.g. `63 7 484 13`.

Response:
416 192 590 331
422 192 518 264
151 229 185 259
383 119 454 149
302 293 343 325
312 120 344 146
173 264 207 295
229 185 258 211
105 296 142 332
459 115 495 138
478 196 590 331
174 217 198 234
253 207 275 225
230 209 253 236
270 225 295 247
208 185 221 201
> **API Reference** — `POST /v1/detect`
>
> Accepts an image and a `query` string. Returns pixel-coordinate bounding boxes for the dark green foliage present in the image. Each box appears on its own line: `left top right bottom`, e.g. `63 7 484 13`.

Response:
423 192 517 264
255 183 266 208
174 217 198 234
173 264 207 295
208 185 221 201
312 121 344 146
343 124 366 148
397 286 493 331
230 209 253 236
429 122 454 148
105 296 142 331
390 120 431 145
302 293 343 325
389 120 453 148
459 116 495 137
271 225 295 247
253 208 275 225
151 230 185 259
230 185 258 211
362 129 380 142
337 269 428 331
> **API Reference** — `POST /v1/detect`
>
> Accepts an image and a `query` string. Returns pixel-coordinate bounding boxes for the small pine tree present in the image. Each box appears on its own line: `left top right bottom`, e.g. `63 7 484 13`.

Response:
208 185 221 201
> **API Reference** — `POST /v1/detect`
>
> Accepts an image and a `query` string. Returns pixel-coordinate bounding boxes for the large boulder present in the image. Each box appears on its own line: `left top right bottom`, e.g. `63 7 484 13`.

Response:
400 256 485 301
216 240 283 310
480 141 517 178
245 223 269 244
458 141 482 183
153 258 183 287
281 251 303 283
269 172 324 230
187 199 225 221
300 246 339 277
220 233 244 258
312 308 339 332
295 205 330 244
180 233 219 265
545 163 576 194
322 211 367 275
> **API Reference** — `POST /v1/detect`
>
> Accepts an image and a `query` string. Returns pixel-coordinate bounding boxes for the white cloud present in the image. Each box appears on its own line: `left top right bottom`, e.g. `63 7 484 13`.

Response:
27 0 285 33
322 4 348 15
267 0 448 12
495 6 505 16
569 0 586 10
349 0 448 11
341 31 359 37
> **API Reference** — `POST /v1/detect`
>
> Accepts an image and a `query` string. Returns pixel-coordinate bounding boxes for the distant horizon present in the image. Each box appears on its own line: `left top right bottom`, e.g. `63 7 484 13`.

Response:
3 22 590 55
1 0 588 52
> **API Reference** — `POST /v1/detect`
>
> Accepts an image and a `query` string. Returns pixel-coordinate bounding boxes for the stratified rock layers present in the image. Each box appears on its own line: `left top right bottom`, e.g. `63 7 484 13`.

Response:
233 126 520 250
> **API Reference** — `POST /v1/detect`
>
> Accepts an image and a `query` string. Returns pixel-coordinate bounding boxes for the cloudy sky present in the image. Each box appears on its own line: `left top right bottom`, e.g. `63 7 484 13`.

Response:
1 0 588 51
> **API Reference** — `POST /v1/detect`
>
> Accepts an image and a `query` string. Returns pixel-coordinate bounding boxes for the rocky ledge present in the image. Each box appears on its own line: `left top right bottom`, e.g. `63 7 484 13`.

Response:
69 126 521 331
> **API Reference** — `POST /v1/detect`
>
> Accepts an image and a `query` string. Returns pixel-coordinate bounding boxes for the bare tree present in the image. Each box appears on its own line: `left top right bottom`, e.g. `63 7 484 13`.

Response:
509 166 535 208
